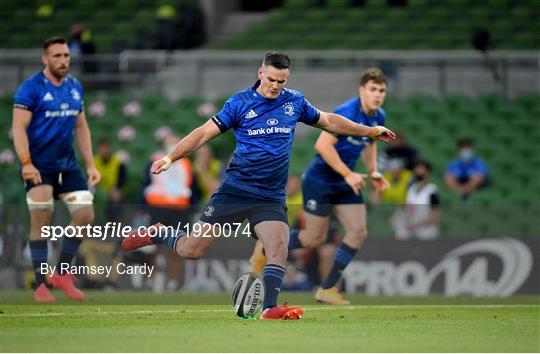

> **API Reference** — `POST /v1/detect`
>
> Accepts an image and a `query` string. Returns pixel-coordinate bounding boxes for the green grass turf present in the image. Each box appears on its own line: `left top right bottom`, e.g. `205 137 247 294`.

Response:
1 291 539 352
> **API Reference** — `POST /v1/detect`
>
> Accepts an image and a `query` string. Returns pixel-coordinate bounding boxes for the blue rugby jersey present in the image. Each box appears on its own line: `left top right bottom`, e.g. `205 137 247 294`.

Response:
305 97 386 184
14 72 84 173
212 81 320 200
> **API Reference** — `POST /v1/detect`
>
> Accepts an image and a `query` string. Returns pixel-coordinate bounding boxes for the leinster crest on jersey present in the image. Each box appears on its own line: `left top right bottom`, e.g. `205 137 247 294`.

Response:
283 102 294 116
71 89 81 101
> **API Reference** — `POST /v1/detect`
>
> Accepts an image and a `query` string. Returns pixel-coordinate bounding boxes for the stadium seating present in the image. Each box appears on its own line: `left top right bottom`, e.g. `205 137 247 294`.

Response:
0 0 538 51
0 0 197 52
218 0 539 50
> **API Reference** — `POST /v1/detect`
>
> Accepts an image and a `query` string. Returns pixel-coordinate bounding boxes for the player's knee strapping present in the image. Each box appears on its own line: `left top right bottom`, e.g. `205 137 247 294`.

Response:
26 197 54 212
61 190 93 213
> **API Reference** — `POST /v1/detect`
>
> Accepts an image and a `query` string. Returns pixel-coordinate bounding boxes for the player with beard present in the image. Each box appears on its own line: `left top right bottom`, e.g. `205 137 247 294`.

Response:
12 37 101 302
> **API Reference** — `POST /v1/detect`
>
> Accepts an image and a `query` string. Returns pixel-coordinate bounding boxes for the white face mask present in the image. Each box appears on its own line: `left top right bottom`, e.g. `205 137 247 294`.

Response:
388 158 403 172
459 148 474 161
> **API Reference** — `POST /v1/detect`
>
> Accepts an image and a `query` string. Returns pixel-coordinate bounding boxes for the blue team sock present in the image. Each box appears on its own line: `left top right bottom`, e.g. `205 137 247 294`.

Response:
288 229 302 250
29 240 48 286
321 242 358 289
150 226 186 252
57 237 83 274
262 264 285 310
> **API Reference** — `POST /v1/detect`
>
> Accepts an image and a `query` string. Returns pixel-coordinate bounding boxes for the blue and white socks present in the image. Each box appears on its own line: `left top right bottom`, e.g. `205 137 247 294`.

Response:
29 240 48 286
321 242 357 289
57 237 83 274
288 229 302 250
150 226 187 252
262 264 285 310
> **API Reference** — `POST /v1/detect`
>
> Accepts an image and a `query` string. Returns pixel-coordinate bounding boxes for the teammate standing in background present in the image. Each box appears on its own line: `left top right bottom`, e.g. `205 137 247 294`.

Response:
12 37 101 302
122 53 395 319
251 68 390 305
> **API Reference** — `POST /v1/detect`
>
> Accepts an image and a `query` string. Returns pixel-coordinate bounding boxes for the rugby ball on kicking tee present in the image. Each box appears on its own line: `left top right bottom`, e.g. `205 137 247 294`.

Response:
231 272 265 319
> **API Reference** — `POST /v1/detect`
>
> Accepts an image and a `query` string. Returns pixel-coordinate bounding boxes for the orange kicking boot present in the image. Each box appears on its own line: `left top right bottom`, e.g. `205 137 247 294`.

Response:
259 304 303 320
121 223 164 251
49 273 84 301
33 283 55 303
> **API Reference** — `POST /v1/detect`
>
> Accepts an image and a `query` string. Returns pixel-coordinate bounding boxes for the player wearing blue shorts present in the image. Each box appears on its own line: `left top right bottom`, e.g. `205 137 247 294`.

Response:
122 54 395 319
251 68 391 305
12 37 101 302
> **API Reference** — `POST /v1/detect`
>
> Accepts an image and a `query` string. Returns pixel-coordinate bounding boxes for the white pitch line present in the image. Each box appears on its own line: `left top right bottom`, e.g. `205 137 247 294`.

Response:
0 304 537 318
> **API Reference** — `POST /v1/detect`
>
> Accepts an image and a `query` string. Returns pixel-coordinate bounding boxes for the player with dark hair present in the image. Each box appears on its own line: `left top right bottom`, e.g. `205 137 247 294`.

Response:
122 53 396 319
12 37 101 302
251 68 391 305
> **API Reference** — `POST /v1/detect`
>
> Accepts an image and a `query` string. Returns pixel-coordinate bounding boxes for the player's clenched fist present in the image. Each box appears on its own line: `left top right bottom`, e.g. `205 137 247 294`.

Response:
87 166 101 186
151 155 172 174
344 172 367 196
21 163 42 185
368 126 396 142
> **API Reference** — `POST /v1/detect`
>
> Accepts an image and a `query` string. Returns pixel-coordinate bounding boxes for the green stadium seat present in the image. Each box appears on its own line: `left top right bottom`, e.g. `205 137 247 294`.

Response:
341 35 371 49
134 9 154 24
222 37 250 50
265 10 291 25
12 9 34 25
466 7 490 27
285 0 316 10
74 1 98 12
385 35 412 49
506 34 539 50
342 10 367 24
385 8 410 26
54 10 76 25
114 0 142 15
93 10 117 24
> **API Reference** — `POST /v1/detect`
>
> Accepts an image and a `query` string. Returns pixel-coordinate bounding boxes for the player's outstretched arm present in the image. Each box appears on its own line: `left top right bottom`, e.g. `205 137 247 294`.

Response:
151 119 221 174
12 108 42 185
315 111 396 142
75 112 101 186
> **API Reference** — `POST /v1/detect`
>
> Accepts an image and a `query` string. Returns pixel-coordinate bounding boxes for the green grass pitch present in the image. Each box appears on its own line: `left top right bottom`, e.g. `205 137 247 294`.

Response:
1 291 539 352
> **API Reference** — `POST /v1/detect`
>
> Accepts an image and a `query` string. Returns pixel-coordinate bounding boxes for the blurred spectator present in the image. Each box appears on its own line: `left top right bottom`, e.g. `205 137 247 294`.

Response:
93 138 127 222
391 160 441 240
68 23 84 55
36 3 54 18
68 23 97 73
445 138 489 202
153 3 206 50
384 131 419 170
193 145 222 203
155 5 177 50
142 134 200 291
175 3 206 49
370 158 412 205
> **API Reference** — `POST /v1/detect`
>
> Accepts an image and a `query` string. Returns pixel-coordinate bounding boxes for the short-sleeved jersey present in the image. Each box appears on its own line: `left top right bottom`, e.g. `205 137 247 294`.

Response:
14 71 84 173
445 157 489 181
212 81 320 200
306 97 386 184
